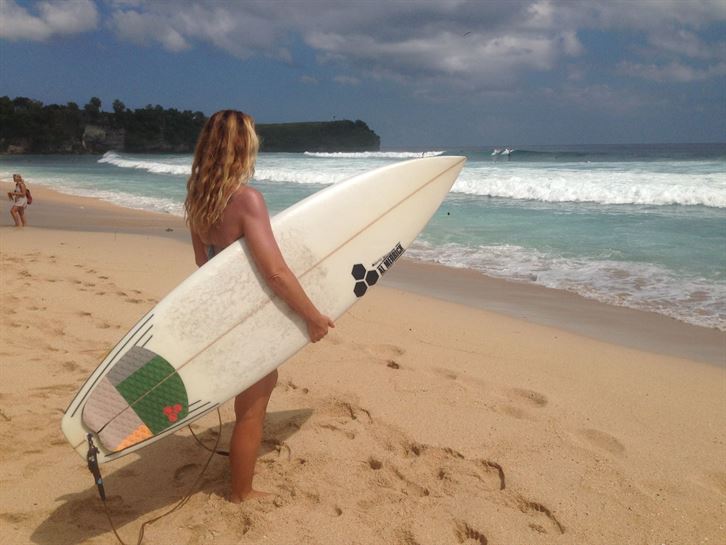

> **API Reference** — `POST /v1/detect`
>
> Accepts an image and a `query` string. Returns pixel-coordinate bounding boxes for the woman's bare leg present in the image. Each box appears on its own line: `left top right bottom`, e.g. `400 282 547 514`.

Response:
229 369 278 502
18 207 26 226
10 207 21 227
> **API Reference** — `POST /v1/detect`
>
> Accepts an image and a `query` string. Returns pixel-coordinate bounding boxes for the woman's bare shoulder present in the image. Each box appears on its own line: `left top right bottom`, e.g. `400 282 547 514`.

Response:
232 185 268 216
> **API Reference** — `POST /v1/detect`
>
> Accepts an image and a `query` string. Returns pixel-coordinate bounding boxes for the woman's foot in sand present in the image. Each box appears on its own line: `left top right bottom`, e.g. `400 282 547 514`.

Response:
229 489 273 503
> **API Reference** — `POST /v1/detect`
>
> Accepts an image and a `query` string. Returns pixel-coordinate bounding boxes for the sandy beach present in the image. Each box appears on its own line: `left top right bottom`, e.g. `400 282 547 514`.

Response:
1 183 724 545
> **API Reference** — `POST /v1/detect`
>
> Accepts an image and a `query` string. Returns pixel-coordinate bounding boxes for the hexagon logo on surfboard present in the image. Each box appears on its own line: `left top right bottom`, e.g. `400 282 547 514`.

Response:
351 242 405 297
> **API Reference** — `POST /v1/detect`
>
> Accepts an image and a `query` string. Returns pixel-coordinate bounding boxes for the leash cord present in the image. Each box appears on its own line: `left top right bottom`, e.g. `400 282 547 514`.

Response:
188 425 230 456
88 409 223 545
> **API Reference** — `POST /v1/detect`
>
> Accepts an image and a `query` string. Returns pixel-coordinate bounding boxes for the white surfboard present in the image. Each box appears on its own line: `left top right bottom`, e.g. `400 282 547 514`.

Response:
62 156 466 463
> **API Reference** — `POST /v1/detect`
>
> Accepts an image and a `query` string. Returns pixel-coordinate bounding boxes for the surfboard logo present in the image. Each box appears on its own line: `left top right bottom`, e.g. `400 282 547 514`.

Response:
351 242 405 297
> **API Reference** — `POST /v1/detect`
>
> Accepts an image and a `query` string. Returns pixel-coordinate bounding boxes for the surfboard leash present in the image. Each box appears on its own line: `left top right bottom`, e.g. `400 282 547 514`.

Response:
188 425 230 456
85 409 223 545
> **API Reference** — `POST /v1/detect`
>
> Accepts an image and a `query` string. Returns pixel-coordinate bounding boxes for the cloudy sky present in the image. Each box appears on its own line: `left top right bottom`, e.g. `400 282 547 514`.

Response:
1 0 725 147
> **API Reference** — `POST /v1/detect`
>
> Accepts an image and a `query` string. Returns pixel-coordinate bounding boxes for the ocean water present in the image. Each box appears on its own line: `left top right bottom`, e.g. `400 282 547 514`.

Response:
2 143 725 330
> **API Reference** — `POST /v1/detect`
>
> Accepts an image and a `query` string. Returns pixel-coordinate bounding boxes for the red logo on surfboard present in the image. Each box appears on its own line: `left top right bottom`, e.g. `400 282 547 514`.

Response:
163 404 183 423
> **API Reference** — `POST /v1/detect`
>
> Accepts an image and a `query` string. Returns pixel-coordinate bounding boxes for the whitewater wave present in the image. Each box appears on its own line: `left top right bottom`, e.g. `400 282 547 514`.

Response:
304 151 445 159
99 151 191 176
97 151 726 208
254 167 346 185
407 241 726 330
453 167 726 208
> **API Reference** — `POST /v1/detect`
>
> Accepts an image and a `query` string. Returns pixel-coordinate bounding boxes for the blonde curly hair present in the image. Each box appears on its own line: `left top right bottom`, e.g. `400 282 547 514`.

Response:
184 110 259 234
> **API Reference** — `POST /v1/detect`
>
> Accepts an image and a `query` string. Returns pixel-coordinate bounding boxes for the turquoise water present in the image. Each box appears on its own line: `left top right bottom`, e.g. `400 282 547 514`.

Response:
2 144 725 330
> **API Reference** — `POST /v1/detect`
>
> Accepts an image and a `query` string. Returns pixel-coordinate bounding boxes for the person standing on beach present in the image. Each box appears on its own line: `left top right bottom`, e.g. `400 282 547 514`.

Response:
8 174 28 227
184 110 334 502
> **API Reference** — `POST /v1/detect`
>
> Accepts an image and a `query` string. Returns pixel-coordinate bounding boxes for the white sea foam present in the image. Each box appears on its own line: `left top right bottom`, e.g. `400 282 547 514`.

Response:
98 151 359 185
453 165 726 208
99 151 191 176
304 151 445 158
63 183 185 217
98 151 726 207
254 167 345 185
86 189 185 216
407 241 726 330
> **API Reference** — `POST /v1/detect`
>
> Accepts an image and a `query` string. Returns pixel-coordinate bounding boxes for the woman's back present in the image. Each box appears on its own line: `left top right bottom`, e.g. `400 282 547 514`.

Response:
197 185 259 253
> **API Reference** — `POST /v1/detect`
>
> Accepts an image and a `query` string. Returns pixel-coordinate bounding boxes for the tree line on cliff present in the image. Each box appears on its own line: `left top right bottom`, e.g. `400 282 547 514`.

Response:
0 96 380 154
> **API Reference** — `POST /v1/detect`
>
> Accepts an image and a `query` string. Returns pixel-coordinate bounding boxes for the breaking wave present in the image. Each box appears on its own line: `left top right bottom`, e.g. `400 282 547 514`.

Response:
304 151 445 159
98 151 190 176
453 166 726 208
407 241 726 330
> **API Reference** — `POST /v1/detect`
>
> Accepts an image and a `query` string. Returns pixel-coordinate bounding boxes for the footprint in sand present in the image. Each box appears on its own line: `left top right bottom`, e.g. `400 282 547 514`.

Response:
0 512 32 525
577 428 626 456
509 388 548 408
62 361 80 372
454 520 488 544
368 457 383 470
366 343 406 360
327 399 373 423
433 367 458 380
498 405 528 420
514 495 566 535
173 463 201 484
319 423 356 439
496 388 548 420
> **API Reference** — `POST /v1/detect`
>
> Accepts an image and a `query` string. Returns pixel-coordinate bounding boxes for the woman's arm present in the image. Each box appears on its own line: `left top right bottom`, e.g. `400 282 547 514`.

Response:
9 184 25 197
239 189 334 342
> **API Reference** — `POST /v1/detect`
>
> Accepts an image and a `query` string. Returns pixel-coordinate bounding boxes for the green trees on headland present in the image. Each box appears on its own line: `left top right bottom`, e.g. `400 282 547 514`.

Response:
258 120 380 152
0 96 380 154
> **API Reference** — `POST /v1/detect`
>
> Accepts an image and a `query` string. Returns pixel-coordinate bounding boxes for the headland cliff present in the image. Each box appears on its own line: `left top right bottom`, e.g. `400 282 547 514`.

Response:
0 96 380 154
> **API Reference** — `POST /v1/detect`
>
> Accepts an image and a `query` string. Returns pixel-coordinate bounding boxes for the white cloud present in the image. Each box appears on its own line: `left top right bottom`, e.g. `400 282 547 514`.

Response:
98 0 726 92
300 75 318 85
618 61 726 82
561 83 650 113
7 1 723 94
546 0 726 31
647 30 726 61
333 75 360 86
100 0 588 91
111 9 189 51
0 0 98 41
109 1 291 59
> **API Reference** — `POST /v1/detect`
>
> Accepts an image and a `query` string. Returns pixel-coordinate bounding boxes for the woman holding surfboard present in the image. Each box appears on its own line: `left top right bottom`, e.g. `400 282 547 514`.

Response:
184 110 334 502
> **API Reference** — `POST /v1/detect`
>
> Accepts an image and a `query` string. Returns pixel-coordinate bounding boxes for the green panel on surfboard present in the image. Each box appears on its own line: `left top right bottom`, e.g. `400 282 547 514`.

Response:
115 355 189 434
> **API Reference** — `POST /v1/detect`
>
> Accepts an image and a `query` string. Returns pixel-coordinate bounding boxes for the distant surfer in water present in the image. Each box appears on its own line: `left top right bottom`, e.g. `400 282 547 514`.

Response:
184 110 334 502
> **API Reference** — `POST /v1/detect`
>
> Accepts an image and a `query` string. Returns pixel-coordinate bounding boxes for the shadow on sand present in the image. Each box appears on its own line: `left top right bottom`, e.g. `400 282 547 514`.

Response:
31 409 312 545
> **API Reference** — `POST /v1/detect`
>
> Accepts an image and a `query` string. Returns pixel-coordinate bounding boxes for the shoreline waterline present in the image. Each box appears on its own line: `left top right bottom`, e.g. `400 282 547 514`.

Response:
2 145 725 332
3 181 723 366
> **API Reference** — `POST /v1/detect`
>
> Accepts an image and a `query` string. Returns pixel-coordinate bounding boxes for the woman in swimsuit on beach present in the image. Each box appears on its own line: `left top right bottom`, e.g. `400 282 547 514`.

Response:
184 110 334 502
8 173 28 227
